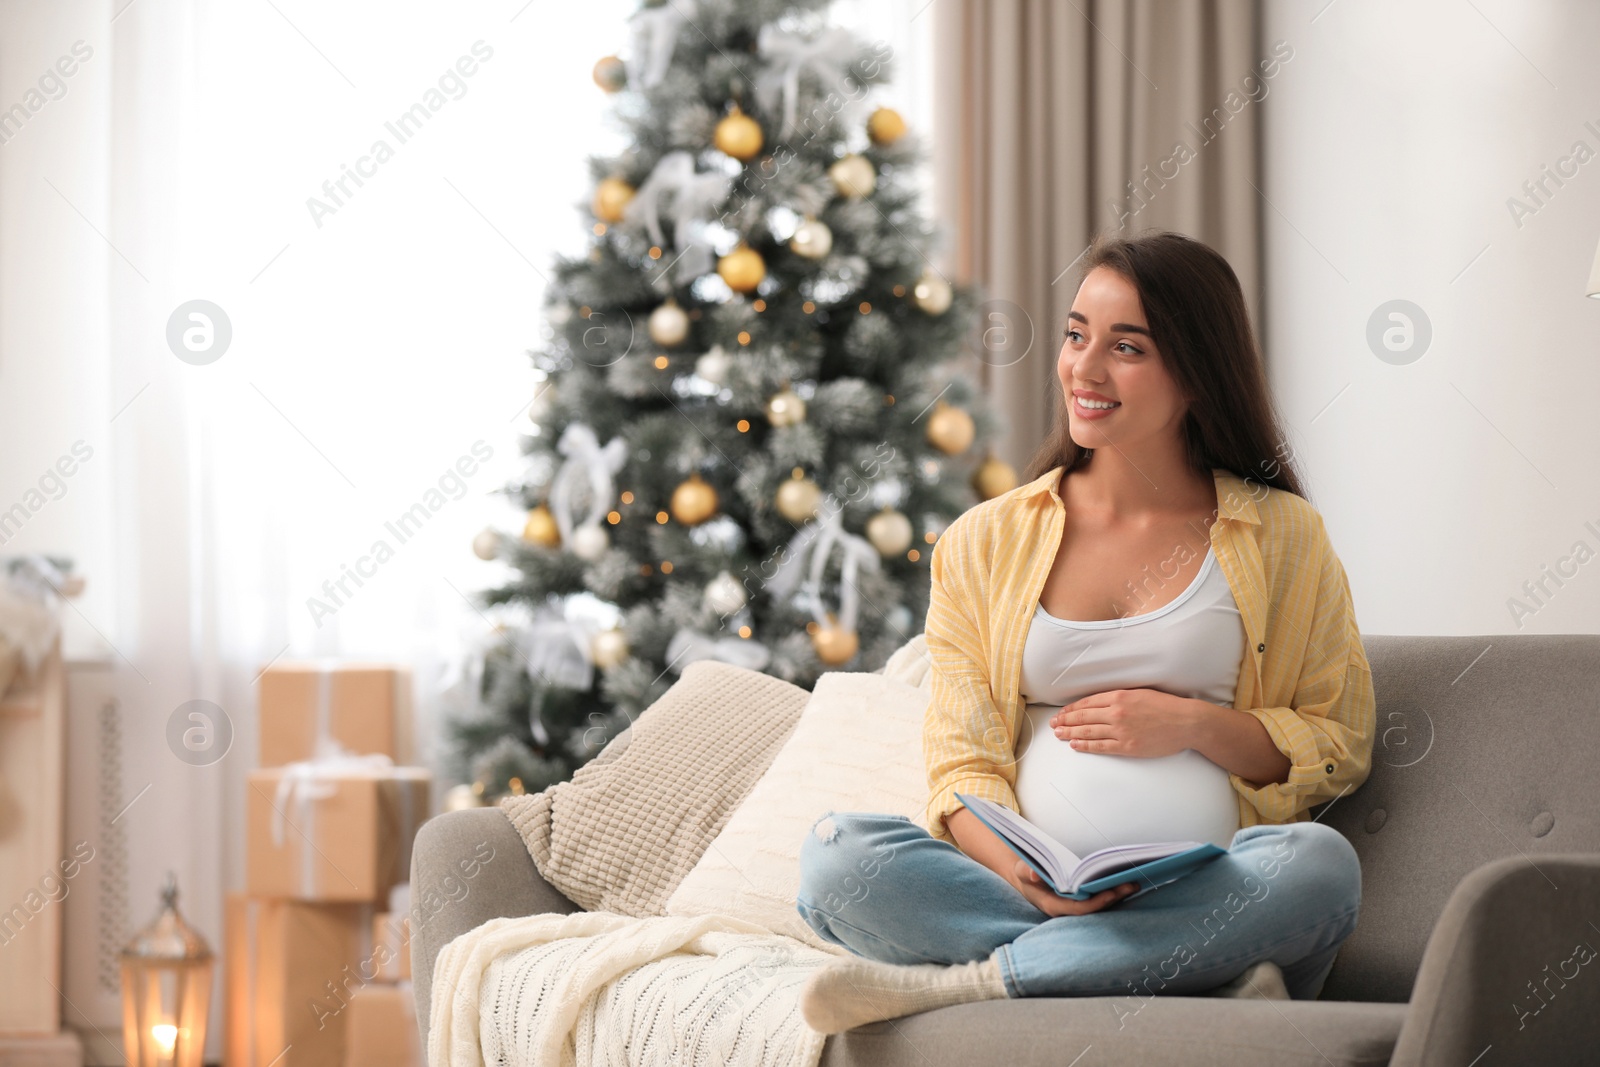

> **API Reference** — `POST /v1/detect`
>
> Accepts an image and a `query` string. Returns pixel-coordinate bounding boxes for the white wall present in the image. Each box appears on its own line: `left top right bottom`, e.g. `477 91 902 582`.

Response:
1262 0 1600 636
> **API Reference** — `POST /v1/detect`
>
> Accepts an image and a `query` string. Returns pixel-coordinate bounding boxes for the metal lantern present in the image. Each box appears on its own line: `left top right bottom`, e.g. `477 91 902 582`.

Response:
120 873 214 1067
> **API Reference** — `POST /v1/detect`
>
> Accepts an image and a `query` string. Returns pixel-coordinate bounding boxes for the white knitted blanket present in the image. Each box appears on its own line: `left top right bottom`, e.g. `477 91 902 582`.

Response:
428 910 838 1067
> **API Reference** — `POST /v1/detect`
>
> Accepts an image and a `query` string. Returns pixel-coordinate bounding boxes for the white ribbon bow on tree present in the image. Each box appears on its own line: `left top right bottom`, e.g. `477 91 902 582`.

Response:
754 25 863 140
665 629 772 674
629 0 695 89
767 505 881 635
522 601 599 693
621 150 733 287
547 422 628 547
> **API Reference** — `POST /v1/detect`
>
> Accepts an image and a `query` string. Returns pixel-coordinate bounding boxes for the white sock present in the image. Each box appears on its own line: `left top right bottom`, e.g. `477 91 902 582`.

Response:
799 953 1009 1034
1204 959 1291 1000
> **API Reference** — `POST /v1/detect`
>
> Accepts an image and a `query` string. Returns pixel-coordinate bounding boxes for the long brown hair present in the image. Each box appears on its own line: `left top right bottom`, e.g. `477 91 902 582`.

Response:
1023 229 1306 501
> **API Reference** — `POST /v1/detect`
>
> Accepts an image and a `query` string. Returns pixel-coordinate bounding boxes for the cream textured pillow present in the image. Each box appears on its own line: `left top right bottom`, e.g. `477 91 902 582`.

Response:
662 670 931 952
501 659 810 917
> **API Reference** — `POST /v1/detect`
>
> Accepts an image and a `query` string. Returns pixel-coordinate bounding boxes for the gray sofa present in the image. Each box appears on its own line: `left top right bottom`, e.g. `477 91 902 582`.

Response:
408 634 1600 1066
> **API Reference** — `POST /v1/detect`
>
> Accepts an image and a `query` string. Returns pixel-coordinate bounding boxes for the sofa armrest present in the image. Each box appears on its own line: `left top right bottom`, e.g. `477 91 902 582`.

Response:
408 807 581 1052
1389 852 1600 1066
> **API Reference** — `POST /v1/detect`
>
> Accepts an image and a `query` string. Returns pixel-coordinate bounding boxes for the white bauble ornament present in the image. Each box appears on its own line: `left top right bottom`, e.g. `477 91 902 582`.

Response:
865 507 913 557
790 218 833 260
912 271 953 315
765 386 807 427
648 299 690 347
775 471 822 522
696 344 732 385
591 627 630 669
704 570 747 614
828 154 876 198
570 523 610 562
471 528 502 561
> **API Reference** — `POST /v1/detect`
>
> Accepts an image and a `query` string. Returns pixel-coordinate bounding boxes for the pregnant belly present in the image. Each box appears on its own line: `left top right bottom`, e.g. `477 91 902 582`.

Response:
1012 703 1241 858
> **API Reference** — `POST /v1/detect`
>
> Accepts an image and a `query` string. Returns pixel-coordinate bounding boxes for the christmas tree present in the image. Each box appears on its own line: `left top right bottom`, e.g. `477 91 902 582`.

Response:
443 0 1014 802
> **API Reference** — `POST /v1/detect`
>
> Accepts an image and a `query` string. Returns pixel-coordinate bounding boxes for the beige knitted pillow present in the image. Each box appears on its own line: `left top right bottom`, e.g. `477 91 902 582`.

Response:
500 659 810 917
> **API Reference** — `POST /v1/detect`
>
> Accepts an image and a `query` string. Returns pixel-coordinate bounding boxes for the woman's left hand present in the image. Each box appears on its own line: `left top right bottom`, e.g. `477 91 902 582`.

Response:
1050 689 1206 759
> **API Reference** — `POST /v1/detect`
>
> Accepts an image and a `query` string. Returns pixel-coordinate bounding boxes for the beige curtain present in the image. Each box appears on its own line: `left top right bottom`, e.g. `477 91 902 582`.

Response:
932 0 1265 473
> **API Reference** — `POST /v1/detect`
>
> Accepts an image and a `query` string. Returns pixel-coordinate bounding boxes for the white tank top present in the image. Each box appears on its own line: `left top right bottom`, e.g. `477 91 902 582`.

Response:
1012 545 1246 856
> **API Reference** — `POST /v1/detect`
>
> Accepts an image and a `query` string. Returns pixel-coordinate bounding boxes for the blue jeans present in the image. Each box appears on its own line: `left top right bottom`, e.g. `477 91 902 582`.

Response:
795 812 1361 1003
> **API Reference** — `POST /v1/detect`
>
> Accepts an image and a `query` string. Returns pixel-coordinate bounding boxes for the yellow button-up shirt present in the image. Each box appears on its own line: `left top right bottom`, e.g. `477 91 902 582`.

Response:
922 463 1375 847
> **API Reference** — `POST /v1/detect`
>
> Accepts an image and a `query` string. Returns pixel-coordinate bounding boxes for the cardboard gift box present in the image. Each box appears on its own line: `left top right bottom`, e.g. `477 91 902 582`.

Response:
341 982 422 1067
224 895 375 1067
247 766 431 903
258 663 413 767
371 911 410 983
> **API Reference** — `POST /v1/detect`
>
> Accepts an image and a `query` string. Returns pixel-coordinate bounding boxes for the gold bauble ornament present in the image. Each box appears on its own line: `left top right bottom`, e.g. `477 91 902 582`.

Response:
648 298 690 347
865 507 913 557
713 105 763 161
926 401 975 455
812 615 860 665
670 472 719 525
592 176 635 223
591 627 630 669
828 154 876 198
912 270 953 315
592 55 627 93
765 386 806 427
775 469 821 522
973 454 1019 500
522 504 560 546
717 244 766 293
867 107 907 145
789 217 832 260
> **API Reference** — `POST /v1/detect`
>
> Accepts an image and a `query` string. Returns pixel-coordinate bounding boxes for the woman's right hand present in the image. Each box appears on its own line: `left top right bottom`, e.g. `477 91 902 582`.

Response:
1012 861 1139 917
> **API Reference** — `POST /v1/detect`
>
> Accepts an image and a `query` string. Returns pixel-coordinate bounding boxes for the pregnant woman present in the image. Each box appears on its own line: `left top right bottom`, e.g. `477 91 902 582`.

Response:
794 230 1376 1034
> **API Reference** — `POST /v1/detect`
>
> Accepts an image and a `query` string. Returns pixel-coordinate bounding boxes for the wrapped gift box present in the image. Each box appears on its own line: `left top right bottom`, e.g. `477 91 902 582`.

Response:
258 663 413 767
341 982 422 1067
246 766 431 902
371 911 410 983
224 895 375 1067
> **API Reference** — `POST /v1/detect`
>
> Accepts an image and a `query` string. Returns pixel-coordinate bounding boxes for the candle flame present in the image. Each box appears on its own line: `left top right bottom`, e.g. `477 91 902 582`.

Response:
151 1024 178 1055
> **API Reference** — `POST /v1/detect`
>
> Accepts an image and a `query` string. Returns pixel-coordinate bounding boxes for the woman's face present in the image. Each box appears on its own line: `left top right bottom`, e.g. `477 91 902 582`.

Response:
1057 266 1190 457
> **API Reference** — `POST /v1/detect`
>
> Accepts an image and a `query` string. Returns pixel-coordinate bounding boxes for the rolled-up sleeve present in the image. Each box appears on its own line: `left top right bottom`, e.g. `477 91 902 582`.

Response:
921 516 1020 846
1231 517 1376 824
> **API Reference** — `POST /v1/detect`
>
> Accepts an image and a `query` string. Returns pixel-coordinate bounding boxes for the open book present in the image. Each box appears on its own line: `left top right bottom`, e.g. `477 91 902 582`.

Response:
954 791 1227 901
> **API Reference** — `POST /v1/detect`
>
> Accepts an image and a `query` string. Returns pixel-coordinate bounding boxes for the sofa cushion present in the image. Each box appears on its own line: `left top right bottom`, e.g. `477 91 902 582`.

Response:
821 997 1407 1067
500 659 810 917
664 670 931 951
